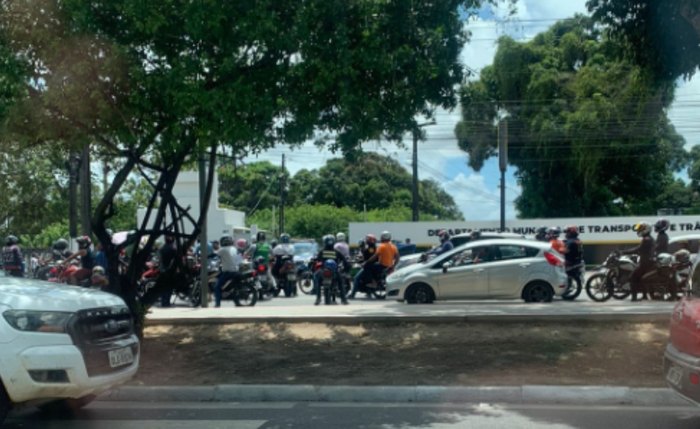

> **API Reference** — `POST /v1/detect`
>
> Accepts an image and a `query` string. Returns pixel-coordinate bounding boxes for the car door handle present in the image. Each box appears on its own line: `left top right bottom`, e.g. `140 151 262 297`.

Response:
474 268 485 273
519 263 531 267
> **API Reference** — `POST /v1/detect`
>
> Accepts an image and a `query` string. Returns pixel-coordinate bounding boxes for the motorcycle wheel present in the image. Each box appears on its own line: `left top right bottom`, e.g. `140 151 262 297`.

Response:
189 281 202 307
323 285 331 305
298 273 314 295
233 284 258 307
585 273 611 302
370 287 387 300
561 276 582 301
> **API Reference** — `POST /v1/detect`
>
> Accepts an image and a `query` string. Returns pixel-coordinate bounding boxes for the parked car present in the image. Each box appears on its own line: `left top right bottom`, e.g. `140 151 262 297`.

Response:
0 272 139 423
664 293 700 406
394 231 526 271
386 238 567 303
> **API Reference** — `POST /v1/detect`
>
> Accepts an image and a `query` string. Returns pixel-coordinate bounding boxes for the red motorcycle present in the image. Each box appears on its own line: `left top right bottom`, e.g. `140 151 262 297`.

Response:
137 257 160 298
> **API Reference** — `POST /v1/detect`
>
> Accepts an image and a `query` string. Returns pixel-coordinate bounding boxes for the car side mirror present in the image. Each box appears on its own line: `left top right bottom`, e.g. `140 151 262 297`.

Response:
442 261 453 273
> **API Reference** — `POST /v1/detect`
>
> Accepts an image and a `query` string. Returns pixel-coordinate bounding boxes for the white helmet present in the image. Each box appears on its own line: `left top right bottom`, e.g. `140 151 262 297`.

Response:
380 231 391 241
336 232 346 242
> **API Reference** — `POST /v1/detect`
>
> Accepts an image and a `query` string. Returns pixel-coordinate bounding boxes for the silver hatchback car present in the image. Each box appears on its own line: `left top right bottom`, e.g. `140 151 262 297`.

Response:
386 239 567 303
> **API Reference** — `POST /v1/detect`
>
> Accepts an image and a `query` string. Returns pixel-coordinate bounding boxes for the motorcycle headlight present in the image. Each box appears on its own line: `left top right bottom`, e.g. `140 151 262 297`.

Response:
3 310 74 333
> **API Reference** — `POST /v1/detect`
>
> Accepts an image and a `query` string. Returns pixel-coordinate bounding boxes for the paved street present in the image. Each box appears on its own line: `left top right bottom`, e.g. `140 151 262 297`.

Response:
6 401 700 428
151 289 676 323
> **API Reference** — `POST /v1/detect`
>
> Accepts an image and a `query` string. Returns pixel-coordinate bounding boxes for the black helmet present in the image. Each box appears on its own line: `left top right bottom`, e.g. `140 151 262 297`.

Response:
5 235 18 245
76 235 92 248
256 231 266 242
470 230 481 240
547 227 561 238
323 234 336 249
280 233 290 244
220 236 234 247
654 218 669 233
53 238 69 251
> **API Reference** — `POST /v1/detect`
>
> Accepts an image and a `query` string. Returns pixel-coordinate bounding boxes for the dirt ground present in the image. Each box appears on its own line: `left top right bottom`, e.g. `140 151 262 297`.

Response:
131 321 670 387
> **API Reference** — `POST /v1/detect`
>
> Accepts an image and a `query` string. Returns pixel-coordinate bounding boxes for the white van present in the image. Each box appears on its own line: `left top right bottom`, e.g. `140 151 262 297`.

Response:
0 273 139 423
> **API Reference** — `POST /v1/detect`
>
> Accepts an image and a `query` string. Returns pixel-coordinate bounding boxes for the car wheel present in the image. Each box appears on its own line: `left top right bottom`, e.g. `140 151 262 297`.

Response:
0 381 10 425
407 283 434 304
523 281 553 303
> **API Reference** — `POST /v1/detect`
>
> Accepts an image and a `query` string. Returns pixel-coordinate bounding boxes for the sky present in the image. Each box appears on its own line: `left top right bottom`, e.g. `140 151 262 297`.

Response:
245 0 700 221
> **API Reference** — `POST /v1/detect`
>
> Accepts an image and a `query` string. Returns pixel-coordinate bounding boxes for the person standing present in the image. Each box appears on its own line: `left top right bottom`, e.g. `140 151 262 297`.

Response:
2 235 23 277
158 235 178 307
563 226 584 297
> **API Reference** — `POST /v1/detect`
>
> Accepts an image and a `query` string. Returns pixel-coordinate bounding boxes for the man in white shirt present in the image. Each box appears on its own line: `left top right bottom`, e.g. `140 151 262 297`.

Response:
334 232 350 259
214 236 243 307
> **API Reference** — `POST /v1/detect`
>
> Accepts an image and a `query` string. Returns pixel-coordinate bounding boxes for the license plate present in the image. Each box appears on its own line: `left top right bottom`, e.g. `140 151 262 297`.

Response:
667 364 683 387
287 274 297 281
108 347 135 368
322 278 333 286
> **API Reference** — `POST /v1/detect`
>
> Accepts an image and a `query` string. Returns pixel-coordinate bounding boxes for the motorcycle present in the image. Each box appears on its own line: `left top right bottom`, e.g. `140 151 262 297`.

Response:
296 258 315 295
276 255 298 297
207 258 259 307
562 262 584 301
318 259 344 305
137 256 160 298
352 257 389 299
253 257 276 300
585 251 690 302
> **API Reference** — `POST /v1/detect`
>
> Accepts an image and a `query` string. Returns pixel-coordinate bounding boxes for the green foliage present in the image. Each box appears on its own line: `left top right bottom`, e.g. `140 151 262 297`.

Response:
455 17 688 218
222 153 463 220
19 222 69 249
587 0 700 82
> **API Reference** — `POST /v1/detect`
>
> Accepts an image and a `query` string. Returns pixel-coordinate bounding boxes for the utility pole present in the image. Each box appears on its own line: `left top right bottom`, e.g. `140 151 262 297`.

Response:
198 154 209 308
498 120 508 232
411 120 436 222
279 154 286 234
68 152 79 239
80 144 91 236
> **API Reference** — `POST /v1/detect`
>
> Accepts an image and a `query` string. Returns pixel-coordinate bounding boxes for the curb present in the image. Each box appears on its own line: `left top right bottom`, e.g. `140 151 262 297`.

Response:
100 385 688 406
145 313 672 326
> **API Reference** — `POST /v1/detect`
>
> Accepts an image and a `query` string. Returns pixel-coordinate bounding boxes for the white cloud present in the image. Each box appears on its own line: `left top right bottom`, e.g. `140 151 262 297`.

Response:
669 76 700 149
443 172 518 221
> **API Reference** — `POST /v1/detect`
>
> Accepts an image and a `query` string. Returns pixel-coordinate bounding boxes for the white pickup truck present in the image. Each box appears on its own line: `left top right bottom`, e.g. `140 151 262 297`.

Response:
0 272 139 423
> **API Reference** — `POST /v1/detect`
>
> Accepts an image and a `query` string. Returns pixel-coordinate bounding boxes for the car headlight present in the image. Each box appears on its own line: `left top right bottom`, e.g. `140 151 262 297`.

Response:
3 310 74 333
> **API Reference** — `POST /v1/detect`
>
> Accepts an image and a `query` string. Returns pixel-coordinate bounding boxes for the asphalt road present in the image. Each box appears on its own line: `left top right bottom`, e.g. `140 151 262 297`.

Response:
6 401 700 428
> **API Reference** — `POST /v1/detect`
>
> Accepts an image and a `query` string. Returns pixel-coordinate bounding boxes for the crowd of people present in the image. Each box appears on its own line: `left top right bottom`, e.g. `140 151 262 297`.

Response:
0 217 686 304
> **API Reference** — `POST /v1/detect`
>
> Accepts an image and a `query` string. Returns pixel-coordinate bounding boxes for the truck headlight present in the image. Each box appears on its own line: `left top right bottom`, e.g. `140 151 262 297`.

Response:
3 310 74 333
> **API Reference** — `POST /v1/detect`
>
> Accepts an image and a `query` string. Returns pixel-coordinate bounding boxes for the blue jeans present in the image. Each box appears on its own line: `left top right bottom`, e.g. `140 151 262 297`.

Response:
352 268 364 296
215 271 239 306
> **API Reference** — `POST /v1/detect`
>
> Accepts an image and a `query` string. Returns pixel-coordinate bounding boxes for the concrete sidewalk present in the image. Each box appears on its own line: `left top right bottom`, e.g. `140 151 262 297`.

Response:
101 384 689 407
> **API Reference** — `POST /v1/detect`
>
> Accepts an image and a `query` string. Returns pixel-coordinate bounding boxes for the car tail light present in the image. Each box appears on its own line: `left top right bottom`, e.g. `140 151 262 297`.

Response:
257 265 266 272
544 251 563 267
691 373 700 385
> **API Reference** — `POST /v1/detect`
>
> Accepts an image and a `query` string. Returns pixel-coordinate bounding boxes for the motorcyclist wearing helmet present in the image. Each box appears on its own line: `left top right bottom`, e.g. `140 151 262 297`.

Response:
349 234 378 299
2 235 23 277
654 218 670 255
362 231 399 285
333 232 350 259
562 226 584 296
535 227 549 242
271 233 296 289
51 238 71 260
64 235 95 285
548 227 566 254
623 222 656 301
213 235 244 307
426 229 454 257
313 234 349 305
246 231 275 287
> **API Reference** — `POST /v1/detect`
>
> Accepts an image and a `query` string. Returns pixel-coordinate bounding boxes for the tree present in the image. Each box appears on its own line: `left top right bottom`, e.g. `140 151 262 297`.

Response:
218 161 285 216
587 0 700 82
1 0 497 320
455 17 687 218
